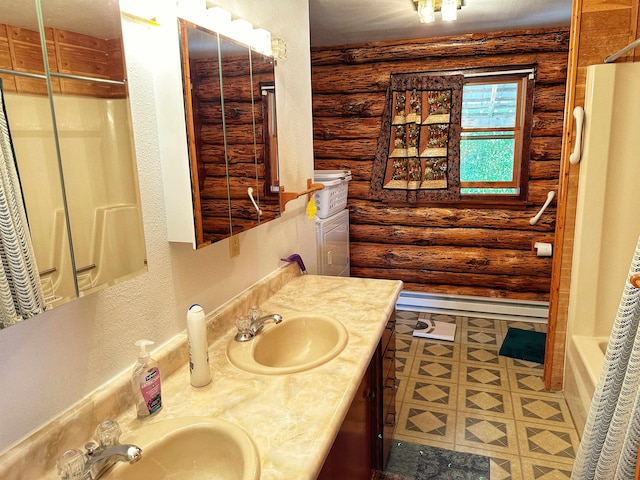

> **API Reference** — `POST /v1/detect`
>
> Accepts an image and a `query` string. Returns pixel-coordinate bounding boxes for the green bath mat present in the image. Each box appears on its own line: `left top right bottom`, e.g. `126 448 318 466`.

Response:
499 327 546 364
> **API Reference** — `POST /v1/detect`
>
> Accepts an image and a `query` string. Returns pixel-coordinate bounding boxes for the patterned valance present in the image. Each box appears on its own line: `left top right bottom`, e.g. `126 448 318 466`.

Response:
370 73 463 203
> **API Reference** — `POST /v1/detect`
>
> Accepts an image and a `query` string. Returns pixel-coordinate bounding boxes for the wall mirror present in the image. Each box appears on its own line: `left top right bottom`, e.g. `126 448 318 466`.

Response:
0 0 147 329
178 18 280 248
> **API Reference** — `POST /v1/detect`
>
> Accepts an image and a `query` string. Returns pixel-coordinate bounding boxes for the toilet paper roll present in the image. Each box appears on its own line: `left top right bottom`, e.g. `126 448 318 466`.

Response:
534 242 553 257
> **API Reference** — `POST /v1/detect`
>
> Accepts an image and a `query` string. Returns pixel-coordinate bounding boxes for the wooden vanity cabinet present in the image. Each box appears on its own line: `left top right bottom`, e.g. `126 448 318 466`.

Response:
317 312 397 479
377 312 397 470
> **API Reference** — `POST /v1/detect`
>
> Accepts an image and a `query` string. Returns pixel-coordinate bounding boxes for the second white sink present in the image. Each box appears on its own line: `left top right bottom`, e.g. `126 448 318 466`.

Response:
226 313 348 375
106 416 259 480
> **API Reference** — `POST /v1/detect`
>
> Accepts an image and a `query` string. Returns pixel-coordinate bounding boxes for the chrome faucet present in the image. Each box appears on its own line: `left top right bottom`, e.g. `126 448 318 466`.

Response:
234 306 283 342
57 420 142 480
250 313 283 334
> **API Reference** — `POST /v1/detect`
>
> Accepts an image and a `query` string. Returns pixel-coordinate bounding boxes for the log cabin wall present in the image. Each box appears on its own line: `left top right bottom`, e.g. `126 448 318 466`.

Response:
311 28 569 301
545 0 640 389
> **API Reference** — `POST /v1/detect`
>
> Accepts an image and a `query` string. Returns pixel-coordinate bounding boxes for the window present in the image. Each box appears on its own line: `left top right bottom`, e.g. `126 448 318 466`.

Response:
460 73 531 196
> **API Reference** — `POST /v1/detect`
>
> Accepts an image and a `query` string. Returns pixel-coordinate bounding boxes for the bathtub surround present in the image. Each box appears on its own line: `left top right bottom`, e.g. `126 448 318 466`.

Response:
563 62 640 435
571 237 640 480
0 264 402 479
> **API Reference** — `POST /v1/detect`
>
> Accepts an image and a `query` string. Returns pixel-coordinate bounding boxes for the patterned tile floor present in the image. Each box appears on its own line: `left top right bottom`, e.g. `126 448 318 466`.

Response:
393 310 579 480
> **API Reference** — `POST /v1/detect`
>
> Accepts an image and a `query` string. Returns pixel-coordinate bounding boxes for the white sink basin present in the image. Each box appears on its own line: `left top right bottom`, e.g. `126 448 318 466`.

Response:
106 417 259 480
226 313 348 375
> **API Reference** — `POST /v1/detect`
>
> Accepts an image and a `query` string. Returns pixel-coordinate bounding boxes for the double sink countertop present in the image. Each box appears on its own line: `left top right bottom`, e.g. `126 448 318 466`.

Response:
2 270 403 480
137 274 403 479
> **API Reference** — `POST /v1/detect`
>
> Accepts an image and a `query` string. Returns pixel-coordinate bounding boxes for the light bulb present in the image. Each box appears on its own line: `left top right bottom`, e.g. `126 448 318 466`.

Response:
441 0 458 21
417 0 435 24
252 28 272 56
206 6 231 33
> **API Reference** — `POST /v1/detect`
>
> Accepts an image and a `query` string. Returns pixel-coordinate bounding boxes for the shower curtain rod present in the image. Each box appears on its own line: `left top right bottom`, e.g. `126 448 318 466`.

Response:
0 68 125 86
604 38 640 63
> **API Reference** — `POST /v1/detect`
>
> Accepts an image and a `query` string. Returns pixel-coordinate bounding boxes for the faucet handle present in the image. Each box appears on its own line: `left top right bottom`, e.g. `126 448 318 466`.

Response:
57 448 85 480
250 306 262 321
234 315 253 342
96 420 122 448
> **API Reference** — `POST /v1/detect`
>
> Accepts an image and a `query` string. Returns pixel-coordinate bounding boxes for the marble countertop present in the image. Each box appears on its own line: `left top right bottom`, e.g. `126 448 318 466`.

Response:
0 270 402 480
115 274 402 480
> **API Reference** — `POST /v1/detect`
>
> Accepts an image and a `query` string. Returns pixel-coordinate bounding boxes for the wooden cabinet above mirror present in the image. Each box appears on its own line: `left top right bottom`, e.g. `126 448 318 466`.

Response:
178 19 280 249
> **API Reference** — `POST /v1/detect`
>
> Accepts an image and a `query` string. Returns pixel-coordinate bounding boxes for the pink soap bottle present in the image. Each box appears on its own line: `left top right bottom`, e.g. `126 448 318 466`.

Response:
131 339 162 418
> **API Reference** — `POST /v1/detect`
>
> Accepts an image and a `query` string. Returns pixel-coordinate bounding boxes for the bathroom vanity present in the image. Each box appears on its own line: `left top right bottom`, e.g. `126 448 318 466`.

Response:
0 265 402 480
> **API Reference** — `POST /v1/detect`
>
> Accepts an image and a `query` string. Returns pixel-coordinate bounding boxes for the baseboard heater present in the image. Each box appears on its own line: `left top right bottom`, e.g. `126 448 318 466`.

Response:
397 291 549 324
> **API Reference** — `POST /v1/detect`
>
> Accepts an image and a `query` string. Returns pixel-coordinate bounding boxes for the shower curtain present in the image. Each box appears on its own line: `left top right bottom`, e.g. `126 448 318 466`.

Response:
571 235 640 479
0 79 46 328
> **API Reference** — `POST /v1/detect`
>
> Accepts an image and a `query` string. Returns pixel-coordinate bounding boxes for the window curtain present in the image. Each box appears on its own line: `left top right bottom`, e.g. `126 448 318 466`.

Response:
571 235 640 479
370 72 463 203
0 79 46 328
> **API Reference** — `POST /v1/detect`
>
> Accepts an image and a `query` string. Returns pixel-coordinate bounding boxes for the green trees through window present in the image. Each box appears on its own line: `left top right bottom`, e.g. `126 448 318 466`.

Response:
459 77 529 196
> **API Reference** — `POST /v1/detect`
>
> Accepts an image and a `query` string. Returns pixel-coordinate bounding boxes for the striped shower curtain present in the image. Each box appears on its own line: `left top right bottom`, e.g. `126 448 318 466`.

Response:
0 80 45 328
571 235 640 479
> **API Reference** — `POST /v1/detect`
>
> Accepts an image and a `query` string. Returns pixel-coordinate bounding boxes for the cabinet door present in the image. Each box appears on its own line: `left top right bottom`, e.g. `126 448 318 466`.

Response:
317 364 374 480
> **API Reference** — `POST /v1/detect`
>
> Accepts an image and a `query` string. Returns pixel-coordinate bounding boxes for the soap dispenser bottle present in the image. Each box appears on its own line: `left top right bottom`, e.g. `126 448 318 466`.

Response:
187 304 211 387
131 339 162 418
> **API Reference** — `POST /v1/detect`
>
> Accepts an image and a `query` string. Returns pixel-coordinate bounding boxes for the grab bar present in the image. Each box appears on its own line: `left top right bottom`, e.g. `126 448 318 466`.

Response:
247 187 262 217
570 106 584 164
530 191 556 226
604 38 640 63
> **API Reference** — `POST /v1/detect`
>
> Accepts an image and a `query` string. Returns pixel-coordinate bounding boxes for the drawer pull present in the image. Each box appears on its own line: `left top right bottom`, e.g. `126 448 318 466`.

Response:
385 411 396 426
385 377 399 390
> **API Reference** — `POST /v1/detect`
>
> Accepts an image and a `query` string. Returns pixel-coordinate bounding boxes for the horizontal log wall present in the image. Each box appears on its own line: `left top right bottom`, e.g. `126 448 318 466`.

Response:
311 28 570 301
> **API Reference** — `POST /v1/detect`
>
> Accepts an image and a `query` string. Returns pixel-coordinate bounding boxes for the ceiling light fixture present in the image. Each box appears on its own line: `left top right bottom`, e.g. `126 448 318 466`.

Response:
412 0 464 23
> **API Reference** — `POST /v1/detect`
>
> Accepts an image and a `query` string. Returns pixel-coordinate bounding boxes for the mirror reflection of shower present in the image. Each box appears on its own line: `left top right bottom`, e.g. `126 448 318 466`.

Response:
0 0 148 328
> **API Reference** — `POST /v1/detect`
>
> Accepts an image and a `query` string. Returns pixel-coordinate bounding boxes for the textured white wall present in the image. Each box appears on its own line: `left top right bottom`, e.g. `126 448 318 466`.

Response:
0 0 314 453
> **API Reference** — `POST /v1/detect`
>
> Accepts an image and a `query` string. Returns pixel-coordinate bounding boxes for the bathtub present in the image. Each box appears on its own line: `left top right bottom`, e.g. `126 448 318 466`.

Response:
563 62 640 438
564 335 609 436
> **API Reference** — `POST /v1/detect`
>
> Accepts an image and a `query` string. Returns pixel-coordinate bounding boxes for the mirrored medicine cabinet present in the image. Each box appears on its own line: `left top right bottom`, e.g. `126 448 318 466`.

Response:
177 18 280 249
0 0 147 329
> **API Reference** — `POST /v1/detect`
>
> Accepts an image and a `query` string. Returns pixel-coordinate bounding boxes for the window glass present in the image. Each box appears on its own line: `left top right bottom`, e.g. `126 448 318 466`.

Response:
461 83 518 129
460 79 525 196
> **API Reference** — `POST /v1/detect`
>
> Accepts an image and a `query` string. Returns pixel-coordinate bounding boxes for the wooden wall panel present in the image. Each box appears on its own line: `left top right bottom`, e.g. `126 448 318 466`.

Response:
311 28 569 301
0 23 124 98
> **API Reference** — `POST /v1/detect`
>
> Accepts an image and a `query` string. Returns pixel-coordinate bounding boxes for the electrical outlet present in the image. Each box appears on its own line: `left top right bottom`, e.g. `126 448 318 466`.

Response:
229 234 240 257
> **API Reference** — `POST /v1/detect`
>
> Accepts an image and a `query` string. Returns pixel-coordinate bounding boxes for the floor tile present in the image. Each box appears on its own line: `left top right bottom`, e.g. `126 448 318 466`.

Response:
389 311 578 479
415 339 460 361
507 369 558 397
462 328 501 346
395 352 413 377
396 335 419 357
457 384 514 417
515 422 579 463
512 393 574 427
461 363 510 389
408 357 459 383
395 401 457 444
455 412 519 455
461 344 506 367
465 316 501 331
520 456 574 479
404 377 459 409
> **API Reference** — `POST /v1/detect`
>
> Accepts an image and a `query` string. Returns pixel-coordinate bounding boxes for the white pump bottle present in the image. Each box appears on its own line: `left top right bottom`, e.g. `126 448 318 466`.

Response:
187 304 211 387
